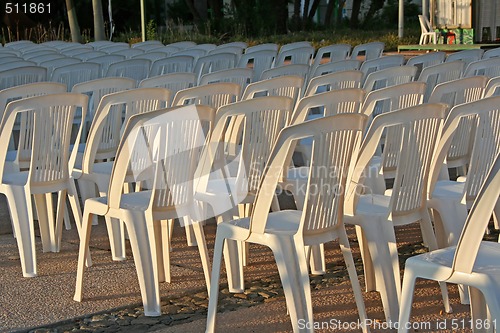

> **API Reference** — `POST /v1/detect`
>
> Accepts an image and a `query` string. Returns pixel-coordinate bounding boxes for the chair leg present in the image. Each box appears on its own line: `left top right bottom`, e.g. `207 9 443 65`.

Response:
5 186 37 277
338 228 369 333
362 219 400 323
54 190 67 251
469 287 493 333
355 225 376 292
33 193 53 252
191 219 211 294
104 216 126 261
219 211 244 293
155 219 169 283
272 236 313 333
397 263 418 333
206 232 225 333
124 213 161 317
309 244 326 275
183 217 197 246
74 210 94 302
67 179 83 233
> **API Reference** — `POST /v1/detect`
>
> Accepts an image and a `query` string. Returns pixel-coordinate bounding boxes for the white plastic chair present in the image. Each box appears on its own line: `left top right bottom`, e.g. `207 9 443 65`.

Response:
350 42 384 61
245 43 279 54
100 44 131 54
278 41 312 53
428 76 488 176
199 68 252 97
309 59 362 79
360 55 405 81
166 41 196 50
463 57 500 78
398 152 500 333
87 54 126 77
309 44 351 77
150 55 195 76
446 49 484 66
74 104 214 316
241 75 304 105
139 72 196 105
418 15 438 45
31 53 68 65
194 96 295 295
237 49 277 82
112 48 145 59
172 48 207 64
132 52 167 63
406 51 445 78
205 113 369 333
483 76 500 97
304 70 363 97
482 46 500 59
418 61 465 102
260 64 310 83
274 46 315 67
344 103 451 323
51 62 101 91
362 65 417 93
0 60 37 72
193 52 238 84
105 58 151 82
172 82 240 109
39 58 81 78
0 93 87 277
74 50 107 61
0 66 47 90
131 40 163 49
73 88 171 261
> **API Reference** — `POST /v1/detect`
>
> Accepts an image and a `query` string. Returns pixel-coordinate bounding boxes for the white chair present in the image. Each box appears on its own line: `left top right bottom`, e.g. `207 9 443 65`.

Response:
73 87 171 261
418 15 438 45
406 51 445 78
398 153 500 333
344 103 451 323
205 113 369 333
418 61 465 102
51 62 101 91
260 64 310 81
87 54 126 77
463 57 500 78
242 75 304 104
360 55 406 81
0 66 47 90
274 46 315 67
172 48 206 64
131 40 163 49
446 49 484 67
278 41 312 53
39 58 81 77
483 76 500 97
100 44 131 54
0 93 87 277
199 68 252 97
362 65 417 93
74 104 214 316
105 59 151 82
309 44 351 77
166 41 196 50
139 72 196 105
31 53 68 65
482 47 500 59
309 59 362 79
245 43 279 54
112 48 145 59
237 49 277 82
132 52 167 62
172 82 240 109
74 50 107 61
150 55 195 76
0 60 37 72
350 42 384 61
193 52 238 84
304 70 363 97
217 41 247 49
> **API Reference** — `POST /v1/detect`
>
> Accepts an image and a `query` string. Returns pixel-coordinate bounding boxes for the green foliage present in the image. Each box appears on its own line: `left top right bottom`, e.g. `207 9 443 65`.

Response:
146 20 157 41
167 0 194 24
362 0 420 29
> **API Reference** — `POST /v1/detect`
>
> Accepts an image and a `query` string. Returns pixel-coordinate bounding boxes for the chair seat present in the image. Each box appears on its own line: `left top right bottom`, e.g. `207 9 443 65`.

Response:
219 210 302 238
355 194 391 215
89 190 151 212
195 177 249 217
432 180 465 199
2 171 28 186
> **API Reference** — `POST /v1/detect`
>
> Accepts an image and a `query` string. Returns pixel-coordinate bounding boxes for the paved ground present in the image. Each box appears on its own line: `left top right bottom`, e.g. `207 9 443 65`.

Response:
0 192 497 333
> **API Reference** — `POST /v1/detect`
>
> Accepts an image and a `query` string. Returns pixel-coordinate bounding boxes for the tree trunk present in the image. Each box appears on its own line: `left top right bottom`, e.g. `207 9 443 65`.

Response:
185 0 202 24
324 0 335 26
350 0 362 28
65 0 82 42
363 0 385 25
307 0 322 23
302 0 311 27
292 0 301 26
93 0 106 41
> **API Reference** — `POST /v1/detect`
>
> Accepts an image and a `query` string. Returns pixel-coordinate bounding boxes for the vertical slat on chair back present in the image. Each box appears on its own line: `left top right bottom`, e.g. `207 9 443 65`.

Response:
391 108 444 217
464 105 500 203
418 61 465 101
303 123 363 233
172 82 240 110
0 66 47 90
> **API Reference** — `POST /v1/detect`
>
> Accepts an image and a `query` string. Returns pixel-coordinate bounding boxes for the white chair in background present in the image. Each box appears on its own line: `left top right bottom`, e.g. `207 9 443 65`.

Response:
112 48 145 59
350 41 384 61
199 68 253 97
87 54 126 77
237 49 277 82
100 44 131 54
278 41 312 53
51 62 101 91
0 60 37 72
274 46 315 67
245 43 279 54
242 75 304 105
131 40 163 49
206 113 370 333
0 66 47 90
172 48 207 64
398 153 500 333
463 57 500 78
406 51 445 78
362 65 417 93
418 14 438 45
167 41 196 50
193 52 238 84
418 61 465 101
139 72 196 105
309 43 351 76
360 55 405 81
483 76 500 97
309 59 362 79
260 64 310 81
39 57 81 78
446 49 484 67
304 70 363 96
482 46 500 59
105 58 151 83
150 55 195 76
132 52 167 63
172 82 240 110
